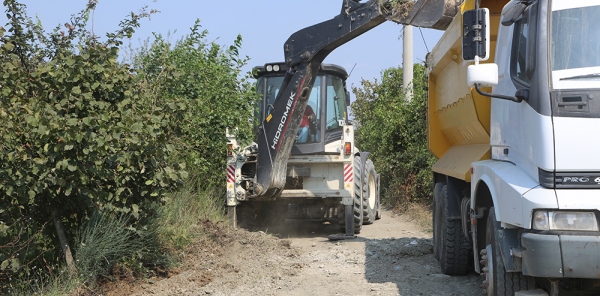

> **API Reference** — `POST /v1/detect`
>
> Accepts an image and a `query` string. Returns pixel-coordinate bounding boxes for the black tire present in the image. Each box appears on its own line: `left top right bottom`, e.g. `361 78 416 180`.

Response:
362 159 378 225
440 184 470 275
375 170 382 220
337 203 362 234
352 156 364 233
338 156 363 234
482 207 535 295
432 182 444 261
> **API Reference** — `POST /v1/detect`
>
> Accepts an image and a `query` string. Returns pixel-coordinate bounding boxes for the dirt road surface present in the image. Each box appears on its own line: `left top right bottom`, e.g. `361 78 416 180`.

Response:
112 210 483 296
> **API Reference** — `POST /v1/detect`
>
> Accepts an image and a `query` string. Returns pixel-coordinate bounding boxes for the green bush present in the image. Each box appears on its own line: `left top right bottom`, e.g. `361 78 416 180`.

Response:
351 64 436 210
129 20 258 191
1 1 257 293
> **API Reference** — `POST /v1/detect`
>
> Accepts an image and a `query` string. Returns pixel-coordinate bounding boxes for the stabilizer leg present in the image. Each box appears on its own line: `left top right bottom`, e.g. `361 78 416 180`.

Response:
227 206 237 228
328 204 357 240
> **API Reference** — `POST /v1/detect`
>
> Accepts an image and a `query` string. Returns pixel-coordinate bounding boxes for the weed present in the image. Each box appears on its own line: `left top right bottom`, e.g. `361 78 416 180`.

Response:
74 211 150 286
155 185 227 253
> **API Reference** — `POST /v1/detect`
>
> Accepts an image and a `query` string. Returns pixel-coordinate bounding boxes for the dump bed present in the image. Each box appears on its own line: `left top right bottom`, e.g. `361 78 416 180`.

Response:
426 0 507 182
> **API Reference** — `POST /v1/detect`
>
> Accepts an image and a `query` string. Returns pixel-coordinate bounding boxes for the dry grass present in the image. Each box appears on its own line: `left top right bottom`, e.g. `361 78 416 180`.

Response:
398 202 432 233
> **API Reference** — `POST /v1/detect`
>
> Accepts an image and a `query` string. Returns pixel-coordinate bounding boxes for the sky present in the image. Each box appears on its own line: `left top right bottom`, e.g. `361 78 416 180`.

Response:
0 0 444 92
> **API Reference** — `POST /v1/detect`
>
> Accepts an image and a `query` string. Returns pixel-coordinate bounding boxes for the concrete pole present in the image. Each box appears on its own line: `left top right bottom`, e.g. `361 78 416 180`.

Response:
403 25 414 101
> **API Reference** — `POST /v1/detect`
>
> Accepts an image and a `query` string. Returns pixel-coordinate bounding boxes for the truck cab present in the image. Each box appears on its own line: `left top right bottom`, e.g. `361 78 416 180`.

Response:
430 0 600 294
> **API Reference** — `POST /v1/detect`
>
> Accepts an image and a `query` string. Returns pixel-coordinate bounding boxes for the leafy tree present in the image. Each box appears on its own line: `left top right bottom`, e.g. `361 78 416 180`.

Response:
0 0 185 286
130 20 258 190
351 63 435 210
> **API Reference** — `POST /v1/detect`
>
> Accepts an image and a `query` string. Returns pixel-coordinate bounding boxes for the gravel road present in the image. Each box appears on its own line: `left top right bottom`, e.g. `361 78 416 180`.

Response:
108 210 483 296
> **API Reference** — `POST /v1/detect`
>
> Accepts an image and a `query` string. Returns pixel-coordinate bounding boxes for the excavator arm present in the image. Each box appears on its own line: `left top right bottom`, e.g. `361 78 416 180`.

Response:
254 0 461 197
254 0 402 197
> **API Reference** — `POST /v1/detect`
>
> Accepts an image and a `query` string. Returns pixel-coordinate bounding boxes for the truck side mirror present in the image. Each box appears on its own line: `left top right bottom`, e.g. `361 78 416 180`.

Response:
468 63 521 102
462 8 490 61
467 63 498 87
345 91 351 106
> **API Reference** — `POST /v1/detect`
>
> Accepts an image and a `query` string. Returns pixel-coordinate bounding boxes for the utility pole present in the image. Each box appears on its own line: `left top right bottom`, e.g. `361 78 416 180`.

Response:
403 25 414 101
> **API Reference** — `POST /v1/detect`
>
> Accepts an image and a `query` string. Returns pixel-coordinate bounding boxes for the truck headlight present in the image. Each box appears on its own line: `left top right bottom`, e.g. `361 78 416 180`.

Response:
533 211 598 231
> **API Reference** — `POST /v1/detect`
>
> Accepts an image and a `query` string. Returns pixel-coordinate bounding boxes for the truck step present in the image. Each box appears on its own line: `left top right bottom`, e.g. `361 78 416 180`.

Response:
514 289 549 296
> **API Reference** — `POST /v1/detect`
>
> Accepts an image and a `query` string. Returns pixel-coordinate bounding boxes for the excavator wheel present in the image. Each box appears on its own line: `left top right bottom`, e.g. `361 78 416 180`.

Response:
362 159 378 225
338 156 364 234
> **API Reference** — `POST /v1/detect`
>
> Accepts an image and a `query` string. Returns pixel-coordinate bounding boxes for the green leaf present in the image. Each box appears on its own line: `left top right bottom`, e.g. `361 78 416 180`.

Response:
131 123 142 133
67 165 77 172
26 116 39 125
180 170 189 179
145 180 153 185
131 204 139 219
3 42 14 51
67 118 78 126
37 125 47 134
64 144 74 151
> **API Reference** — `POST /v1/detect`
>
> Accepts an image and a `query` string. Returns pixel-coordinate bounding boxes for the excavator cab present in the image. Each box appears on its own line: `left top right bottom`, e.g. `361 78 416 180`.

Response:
253 62 350 155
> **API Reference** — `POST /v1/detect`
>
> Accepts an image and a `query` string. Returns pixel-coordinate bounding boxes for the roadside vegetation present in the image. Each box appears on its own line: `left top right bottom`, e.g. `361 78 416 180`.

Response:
0 0 434 294
351 64 436 229
0 1 255 294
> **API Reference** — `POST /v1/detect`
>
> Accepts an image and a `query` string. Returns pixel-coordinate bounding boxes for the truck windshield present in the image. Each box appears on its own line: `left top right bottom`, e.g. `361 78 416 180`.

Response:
551 1 600 89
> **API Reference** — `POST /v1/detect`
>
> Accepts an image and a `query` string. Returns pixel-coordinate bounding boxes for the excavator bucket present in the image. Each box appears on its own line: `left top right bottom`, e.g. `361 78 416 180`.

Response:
387 0 463 30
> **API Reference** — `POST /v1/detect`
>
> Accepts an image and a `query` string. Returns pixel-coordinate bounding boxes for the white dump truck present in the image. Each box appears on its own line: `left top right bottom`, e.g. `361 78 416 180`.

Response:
429 0 600 295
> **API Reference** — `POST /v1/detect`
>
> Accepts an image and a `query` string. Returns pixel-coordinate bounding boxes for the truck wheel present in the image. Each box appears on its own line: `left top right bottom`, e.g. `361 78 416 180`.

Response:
482 207 535 295
440 184 470 275
432 182 444 260
362 159 378 225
